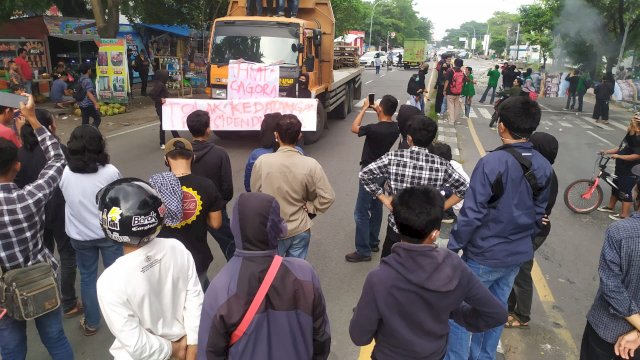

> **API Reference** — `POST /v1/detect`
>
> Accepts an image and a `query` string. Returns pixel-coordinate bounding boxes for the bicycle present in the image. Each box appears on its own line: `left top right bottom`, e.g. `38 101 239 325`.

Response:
564 154 640 213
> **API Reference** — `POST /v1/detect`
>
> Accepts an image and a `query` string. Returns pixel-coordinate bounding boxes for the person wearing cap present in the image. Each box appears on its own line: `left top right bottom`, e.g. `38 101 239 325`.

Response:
0 95 21 148
59 125 122 336
0 94 74 359
97 178 203 360
158 138 223 290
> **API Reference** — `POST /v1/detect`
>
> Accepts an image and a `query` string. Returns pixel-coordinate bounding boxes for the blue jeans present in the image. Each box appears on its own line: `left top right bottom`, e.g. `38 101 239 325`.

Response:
0 308 74 359
277 230 311 259
480 85 496 104
445 259 519 360
354 180 382 256
70 238 123 328
207 208 236 261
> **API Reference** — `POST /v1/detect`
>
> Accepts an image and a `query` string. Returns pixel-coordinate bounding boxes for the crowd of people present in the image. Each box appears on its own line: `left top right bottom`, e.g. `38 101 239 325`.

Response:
1 61 640 360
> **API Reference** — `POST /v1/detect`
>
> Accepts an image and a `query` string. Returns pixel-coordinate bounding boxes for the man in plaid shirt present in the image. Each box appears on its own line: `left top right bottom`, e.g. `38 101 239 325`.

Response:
360 115 469 257
0 95 73 359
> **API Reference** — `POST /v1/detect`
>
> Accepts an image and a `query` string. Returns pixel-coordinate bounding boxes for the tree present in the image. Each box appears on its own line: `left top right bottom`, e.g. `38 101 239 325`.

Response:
333 0 367 36
0 0 52 20
90 0 120 38
518 3 555 66
441 21 487 49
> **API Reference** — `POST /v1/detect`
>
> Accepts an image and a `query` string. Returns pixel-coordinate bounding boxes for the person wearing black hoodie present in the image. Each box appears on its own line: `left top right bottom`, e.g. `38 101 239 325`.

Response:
186 110 235 261
349 186 506 360
507 132 559 329
148 69 180 148
285 73 311 98
592 73 616 124
396 105 421 150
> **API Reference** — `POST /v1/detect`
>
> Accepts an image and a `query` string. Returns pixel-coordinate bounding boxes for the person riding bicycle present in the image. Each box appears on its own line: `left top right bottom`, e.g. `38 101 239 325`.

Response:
597 112 640 220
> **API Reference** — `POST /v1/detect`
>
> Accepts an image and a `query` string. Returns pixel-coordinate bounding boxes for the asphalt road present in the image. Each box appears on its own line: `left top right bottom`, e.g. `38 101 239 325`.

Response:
14 59 635 360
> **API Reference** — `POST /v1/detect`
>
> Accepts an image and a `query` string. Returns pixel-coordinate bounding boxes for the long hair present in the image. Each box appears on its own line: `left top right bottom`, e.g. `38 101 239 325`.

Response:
628 112 640 136
21 109 54 152
66 125 109 173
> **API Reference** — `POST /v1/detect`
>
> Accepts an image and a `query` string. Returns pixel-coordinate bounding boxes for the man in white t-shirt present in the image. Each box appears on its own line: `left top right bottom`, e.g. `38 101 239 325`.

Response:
96 178 203 360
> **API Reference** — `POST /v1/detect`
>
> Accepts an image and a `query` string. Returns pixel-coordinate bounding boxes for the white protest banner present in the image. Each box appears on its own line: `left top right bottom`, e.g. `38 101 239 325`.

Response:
227 60 280 99
162 98 318 131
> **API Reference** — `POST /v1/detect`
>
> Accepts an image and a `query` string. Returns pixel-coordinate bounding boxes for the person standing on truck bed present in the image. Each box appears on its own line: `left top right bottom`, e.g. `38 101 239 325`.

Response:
285 73 311 98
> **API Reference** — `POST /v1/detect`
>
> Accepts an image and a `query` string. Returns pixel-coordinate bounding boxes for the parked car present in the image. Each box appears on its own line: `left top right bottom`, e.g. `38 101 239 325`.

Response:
360 51 387 67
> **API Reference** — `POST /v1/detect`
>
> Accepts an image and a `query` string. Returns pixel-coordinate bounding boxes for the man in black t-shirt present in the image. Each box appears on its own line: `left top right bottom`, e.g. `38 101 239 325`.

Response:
157 138 223 290
346 95 400 262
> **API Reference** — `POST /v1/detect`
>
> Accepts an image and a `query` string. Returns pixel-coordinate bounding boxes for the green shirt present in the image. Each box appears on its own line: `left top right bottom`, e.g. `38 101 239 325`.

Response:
487 69 500 87
462 74 475 97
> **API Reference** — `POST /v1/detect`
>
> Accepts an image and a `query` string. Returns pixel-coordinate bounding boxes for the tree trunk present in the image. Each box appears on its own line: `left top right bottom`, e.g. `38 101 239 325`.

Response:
90 0 121 38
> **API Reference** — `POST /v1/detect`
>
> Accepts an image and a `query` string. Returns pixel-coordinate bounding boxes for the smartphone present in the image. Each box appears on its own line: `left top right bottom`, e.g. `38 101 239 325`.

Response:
0 92 28 109
368 93 375 107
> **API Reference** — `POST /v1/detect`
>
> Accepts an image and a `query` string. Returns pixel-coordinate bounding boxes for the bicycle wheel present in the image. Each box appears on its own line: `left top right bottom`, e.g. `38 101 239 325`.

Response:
564 179 603 214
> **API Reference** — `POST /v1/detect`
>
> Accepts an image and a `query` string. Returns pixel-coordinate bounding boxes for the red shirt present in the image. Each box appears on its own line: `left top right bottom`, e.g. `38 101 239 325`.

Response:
0 123 21 147
14 57 32 81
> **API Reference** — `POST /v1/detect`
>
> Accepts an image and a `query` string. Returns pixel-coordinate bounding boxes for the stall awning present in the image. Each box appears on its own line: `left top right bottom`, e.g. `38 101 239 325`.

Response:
138 24 193 37
47 33 98 42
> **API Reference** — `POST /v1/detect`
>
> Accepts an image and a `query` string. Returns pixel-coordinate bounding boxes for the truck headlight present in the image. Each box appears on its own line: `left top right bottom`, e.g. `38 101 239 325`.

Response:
211 88 227 99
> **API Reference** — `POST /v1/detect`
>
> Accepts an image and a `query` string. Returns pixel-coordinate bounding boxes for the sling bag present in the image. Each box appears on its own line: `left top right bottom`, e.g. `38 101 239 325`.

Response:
0 263 60 321
488 145 545 206
229 255 283 346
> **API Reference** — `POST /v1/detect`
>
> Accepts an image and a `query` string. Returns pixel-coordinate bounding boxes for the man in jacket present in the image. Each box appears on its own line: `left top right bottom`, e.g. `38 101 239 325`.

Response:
148 70 180 148
592 73 616 124
445 96 553 360
197 192 331 359
564 69 581 110
187 110 235 261
251 115 335 259
350 186 507 360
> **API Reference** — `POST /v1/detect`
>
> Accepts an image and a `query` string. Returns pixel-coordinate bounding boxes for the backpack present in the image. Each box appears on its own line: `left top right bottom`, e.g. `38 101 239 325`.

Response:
528 91 538 101
448 69 465 95
407 75 420 96
72 79 87 102
488 145 546 207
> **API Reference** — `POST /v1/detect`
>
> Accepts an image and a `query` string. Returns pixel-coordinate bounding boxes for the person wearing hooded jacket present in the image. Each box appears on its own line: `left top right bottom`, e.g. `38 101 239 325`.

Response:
349 186 506 360
148 69 180 148
285 73 311 98
197 192 331 359
507 132 559 329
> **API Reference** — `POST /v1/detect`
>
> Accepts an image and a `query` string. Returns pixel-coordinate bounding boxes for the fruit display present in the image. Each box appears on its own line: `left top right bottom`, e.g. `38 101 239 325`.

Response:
98 102 127 117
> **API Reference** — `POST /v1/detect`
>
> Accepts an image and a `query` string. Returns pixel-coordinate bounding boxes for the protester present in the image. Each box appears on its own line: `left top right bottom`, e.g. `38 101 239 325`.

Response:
187 110 236 260
522 79 538 101
523 68 533 81
15 109 81 319
507 132 559 329
531 67 542 91
564 69 581 111
8 60 23 89
0 94 74 359
429 141 469 223
576 71 592 113
462 66 476 118
406 65 427 112
157 138 223 290
387 52 393 70
244 112 304 192
14 48 33 94
197 192 331 359
133 50 151 96
396 104 422 150
592 73 616 124
479 65 501 104
597 112 640 220
374 53 382 75
359 115 469 257
580 212 640 360
77 63 101 128
346 95 400 262
350 186 506 360
435 55 452 117
446 96 553 360
148 69 180 148
59 125 122 336
97 178 203 360
251 115 335 259
444 58 466 125
50 72 76 108
285 73 311 98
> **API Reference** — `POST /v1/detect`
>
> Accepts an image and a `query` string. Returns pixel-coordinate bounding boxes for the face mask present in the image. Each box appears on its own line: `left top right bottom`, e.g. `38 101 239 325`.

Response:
298 79 307 87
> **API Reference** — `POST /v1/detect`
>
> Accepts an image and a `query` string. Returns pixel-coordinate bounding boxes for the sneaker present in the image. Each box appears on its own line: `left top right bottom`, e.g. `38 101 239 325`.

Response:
64 301 83 319
80 317 98 336
597 206 615 213
371 246 380 253
609 213 624 221
345 252 372 262
160 144 165 150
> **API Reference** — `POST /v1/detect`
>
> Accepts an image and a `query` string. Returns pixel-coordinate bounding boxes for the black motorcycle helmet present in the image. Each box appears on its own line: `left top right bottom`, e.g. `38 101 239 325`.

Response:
97 178 165 245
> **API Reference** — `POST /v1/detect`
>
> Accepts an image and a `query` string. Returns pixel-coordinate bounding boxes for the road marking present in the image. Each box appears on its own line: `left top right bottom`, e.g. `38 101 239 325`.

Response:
582 116 614 131
577 122 593 129
542 120 553 126
558 121 573 127
607 121 628 131
469 108 477 118
478 107 492 119
104 122 159 139
365 80 374 85
586 131 615 146
467 117 579 358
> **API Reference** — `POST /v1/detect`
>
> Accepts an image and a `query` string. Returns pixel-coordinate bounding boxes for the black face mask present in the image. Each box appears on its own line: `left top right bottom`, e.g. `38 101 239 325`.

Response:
298 80 307 88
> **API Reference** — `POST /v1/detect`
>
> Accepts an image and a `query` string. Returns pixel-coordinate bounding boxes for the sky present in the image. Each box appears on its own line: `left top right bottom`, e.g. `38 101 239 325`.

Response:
415 0 536 40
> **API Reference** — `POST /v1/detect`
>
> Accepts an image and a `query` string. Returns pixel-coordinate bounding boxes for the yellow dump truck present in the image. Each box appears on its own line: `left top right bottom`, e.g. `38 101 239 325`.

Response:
206 0 363 143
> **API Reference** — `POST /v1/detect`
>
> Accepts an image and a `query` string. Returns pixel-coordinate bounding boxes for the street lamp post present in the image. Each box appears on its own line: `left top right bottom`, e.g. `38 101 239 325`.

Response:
368 0 383 50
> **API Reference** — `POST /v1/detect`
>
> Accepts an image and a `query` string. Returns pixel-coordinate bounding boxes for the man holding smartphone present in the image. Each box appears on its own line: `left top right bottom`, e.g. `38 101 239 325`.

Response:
346 95 400 262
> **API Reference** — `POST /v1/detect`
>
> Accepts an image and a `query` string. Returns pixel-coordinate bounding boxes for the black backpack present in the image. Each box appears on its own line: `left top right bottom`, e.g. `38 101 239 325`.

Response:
488 145 546 207
72 80 87 102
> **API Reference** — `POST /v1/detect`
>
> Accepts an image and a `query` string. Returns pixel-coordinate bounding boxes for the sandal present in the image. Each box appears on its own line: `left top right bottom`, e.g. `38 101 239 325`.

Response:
505 314 529 329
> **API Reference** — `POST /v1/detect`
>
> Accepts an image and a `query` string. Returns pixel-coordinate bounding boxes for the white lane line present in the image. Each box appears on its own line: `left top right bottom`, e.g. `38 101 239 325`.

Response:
587 131 615 146
577 122 593 129
105 122 158 139
607 121 628 131
478 108 492 119
469 108 477 118
365 80 374 85
542 120 553 126
583 116 614 130
355 99 365 107
539 103 553 111
558 121 573 127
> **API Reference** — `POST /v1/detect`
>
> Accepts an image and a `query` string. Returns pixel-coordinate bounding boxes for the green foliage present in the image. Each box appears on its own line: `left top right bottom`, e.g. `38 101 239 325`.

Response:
518 3 554 64
121 0 228 29
362 0 433 49
333 0 367 36
441 21 487 48
0 0 52 21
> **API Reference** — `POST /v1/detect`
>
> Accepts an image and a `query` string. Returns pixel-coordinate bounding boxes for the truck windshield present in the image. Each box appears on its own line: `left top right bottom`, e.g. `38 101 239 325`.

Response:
211 35 299 65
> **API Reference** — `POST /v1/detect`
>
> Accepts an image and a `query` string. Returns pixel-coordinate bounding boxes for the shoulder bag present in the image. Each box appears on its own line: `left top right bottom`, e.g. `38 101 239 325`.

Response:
0 263 60 321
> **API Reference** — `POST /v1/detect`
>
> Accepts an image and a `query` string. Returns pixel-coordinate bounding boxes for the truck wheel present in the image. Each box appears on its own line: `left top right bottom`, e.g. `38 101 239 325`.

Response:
404 64 410 70
330 87 350 120
304 104 326 144
347 84 354 113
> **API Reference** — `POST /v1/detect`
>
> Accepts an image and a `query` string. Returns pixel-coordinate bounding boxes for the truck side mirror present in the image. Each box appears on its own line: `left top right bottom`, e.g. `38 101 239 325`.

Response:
291 44 298 53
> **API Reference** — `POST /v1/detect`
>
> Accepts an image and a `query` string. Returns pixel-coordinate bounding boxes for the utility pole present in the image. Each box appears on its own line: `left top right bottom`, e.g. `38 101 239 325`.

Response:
368 0 383 50
505 26 510 59
514 23 521 61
